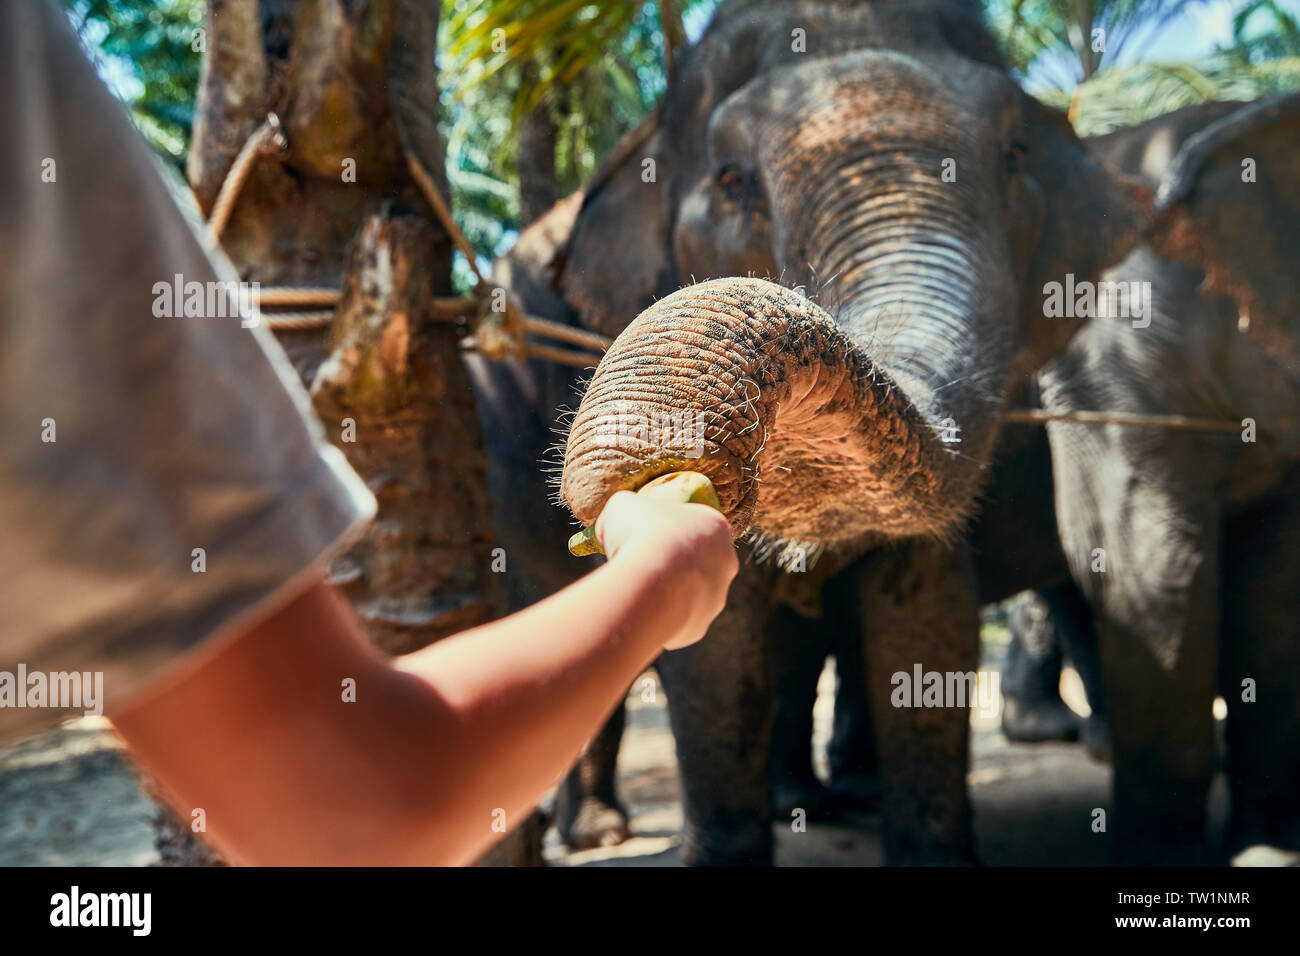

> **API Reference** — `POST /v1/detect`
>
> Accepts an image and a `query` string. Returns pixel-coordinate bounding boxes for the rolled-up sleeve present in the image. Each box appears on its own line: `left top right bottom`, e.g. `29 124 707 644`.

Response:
0 0 376 741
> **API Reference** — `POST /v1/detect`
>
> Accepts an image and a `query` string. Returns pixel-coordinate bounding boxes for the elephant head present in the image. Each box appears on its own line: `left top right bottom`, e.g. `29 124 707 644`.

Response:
555 0 1149 559
1146 92 1300 393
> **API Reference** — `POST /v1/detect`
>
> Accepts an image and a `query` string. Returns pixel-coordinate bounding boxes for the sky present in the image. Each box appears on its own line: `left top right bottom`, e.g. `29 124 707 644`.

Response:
1022 0 1300 90
1145 0 1266 58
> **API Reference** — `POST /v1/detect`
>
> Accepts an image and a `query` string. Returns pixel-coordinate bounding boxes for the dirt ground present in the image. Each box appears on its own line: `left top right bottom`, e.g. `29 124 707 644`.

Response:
0 638 1231 867
543 647 1120 867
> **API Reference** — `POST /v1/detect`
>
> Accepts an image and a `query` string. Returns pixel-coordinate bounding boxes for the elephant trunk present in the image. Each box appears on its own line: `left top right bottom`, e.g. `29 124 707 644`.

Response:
562 101 1015 553
561 275 993 552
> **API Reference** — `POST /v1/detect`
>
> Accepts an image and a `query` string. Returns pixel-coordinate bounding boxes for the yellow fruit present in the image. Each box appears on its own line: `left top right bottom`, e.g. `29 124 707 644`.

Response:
637 471 723 509
566 471 722 557
567 526 603 557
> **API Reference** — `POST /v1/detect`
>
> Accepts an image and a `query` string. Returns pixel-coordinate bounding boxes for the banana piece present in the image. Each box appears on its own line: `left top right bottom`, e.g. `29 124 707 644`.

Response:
567 526 604 557
567 471 722 556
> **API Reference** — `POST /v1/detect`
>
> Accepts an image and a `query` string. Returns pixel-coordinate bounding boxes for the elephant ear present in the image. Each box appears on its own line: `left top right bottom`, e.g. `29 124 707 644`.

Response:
1017 95 1154 367
1147 92 1300 368
490 191 584 323
558 113 676 340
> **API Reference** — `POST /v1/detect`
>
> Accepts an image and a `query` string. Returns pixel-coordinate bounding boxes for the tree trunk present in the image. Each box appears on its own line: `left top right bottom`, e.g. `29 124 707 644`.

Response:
518 61 559 227
148 0 537 866
311 212 501 652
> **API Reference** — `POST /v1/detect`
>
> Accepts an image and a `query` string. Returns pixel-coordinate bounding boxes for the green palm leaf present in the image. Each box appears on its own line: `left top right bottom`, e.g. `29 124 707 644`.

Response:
1037 54 1300 134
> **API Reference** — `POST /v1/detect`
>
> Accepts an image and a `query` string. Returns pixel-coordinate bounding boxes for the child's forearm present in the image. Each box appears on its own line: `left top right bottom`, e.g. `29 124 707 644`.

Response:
114 559 715 866
394 550 705 864
111 494 734 866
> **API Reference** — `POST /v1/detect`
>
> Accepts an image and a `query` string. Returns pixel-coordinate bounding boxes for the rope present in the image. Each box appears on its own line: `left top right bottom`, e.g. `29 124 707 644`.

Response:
264 311 335 331
431 297 475 321
516 341 602 369
201 114 608 365
405 153 528 361
1003 408 1244 433
207 114 286 241
522 317 611 353
257 287 340 308
256 287 610 357
406 154 485 285
407 150 609 363
403 153 613 362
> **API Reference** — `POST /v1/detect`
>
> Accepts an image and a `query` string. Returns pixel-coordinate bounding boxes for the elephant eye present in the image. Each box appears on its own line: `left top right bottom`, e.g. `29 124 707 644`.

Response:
715 163 747 201
1006 140 1029 174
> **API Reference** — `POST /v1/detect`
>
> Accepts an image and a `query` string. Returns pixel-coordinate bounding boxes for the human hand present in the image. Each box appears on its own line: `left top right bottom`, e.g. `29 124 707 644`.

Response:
593 476 738 649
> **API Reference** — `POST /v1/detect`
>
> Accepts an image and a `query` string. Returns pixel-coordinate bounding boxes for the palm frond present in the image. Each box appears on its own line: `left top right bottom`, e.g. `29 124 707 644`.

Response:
446 0 642 103
441 0 707 119
1035 54 1300 135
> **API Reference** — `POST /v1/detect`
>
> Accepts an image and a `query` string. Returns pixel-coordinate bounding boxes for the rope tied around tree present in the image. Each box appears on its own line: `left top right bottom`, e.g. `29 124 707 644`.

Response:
405 148 612 367
200 113 610 367
207 113 287 242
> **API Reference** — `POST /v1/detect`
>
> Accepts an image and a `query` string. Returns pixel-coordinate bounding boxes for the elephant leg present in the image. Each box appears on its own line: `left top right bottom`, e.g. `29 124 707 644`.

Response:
1048 578 1111 762
1222 480 1300 853
656 560 776 866
1079 493 1219 865
1096 612 1216 864
855 541 979 864
768 604 836 821
554 701 630 849
1000 589 1080 744
826 608 881 811
1046 408 1221 863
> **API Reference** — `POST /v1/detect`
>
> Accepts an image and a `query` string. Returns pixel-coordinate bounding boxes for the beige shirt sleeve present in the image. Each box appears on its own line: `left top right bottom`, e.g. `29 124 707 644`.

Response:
0 0 376 741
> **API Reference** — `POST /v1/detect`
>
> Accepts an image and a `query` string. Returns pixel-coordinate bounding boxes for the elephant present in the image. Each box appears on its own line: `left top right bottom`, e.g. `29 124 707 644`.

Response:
765 94 1300 862
483 2 1298 865
986 102 1281 774
473 182 894 844
554 0 1155 864
768 595 880 821
471 104 1078 855
1033 94 1300 862
999 584 1108 760
769 404 1107 821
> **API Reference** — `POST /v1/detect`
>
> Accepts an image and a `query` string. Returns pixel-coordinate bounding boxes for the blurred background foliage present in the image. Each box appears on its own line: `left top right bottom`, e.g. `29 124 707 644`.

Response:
987 0 1206 84
988 0 1300 133
65 0 204 164
67 0 1300 275
1039 50 1300 133
439 0 713 283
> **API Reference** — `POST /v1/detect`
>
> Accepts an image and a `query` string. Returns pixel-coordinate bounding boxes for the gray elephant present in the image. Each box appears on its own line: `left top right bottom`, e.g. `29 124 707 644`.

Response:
999 583 1108 759
770 406 1097 820
473 181 893 845
768 95 1300 863
484 1 1298 865
1036 95 1300 862
555 0 1151 864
